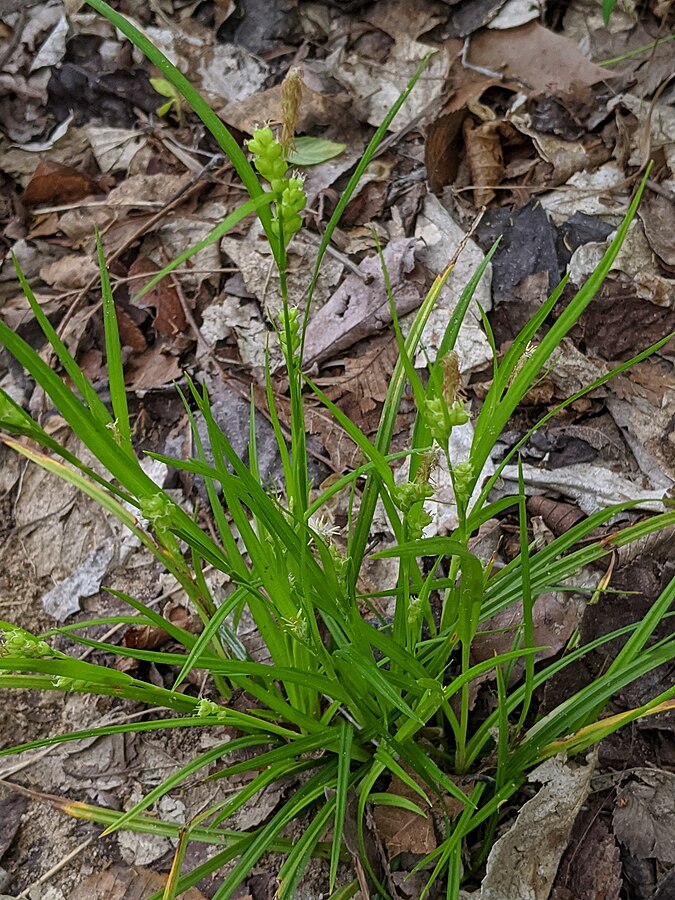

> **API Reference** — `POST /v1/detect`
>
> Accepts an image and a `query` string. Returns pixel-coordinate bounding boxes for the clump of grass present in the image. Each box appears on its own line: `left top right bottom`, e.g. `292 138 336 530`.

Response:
1 2 674 898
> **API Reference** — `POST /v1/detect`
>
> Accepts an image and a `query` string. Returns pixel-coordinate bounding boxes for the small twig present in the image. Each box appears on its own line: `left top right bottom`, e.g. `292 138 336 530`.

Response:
461 36 504 80
646 179 675 200
301 231 373 282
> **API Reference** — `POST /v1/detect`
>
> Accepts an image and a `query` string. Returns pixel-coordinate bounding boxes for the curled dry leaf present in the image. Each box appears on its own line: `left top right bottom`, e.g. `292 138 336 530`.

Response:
463 118 505 206
526 496 586 537
123 602 197 651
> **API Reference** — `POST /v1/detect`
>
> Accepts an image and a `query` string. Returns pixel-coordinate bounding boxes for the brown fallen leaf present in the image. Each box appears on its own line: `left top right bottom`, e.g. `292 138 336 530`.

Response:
123 602 198 651
125 343 182 392
315 335 399 405
129 256 187 338
471 590 582 682
639 192 675 271
70 865 207 900
39 254 99 291
527 496 586 537
425 108 466 194
221 79 346 135
23 160 100 206
304 405 362 472
467 22 609 98
551 809 622 900
116 307 148 353
613 770 675 866
372 774 436 858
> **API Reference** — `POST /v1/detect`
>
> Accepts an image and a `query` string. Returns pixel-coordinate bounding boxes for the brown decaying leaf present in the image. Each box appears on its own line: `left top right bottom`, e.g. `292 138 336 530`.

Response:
467 22 608 97
304 405 362 472
551 810 622 900
124 343 182 392
315 335 398 404
561 276 675 363
373 777 436 858
613 770 675 865
639 192 675 270
425 109 466 194
70 865 207 900
527 496 586 537
0 794 27 859
128 256 187 338
39 254 100 291
116 307 148 353
221 80 346 135
123 602 195 651
462 118 504 207
471 590 581 681
22 160 100 206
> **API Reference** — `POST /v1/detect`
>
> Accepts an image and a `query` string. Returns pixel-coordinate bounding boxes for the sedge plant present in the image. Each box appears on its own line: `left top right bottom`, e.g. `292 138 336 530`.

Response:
1 2 675 897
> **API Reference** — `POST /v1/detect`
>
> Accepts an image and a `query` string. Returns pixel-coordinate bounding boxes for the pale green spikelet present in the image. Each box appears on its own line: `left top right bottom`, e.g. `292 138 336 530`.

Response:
1 628 54 658
140 493 175 534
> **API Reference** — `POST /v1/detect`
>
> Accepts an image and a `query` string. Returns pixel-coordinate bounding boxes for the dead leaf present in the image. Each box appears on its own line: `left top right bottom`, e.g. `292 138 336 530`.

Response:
498 460 668 515
551 810 622 900
476 200 563 303
613 769 675 865
445 0 509 38
639 191 675 270
466 755 596 900
467 22 609 97
373 774 436 858
70 865 207 900
472 588 583 681
315 335 398 404
303 239 424 367
116 307 148 353
328 0 453 131
527 496 586 537
41 539 116 623
414 194 492 373
425 109 466 194
221 78 347 135
22 160 100 206
125 343 182 392
463 118 505 206
39 254 99 290
123 602 196 651
128 256 187 338
304 404 361 472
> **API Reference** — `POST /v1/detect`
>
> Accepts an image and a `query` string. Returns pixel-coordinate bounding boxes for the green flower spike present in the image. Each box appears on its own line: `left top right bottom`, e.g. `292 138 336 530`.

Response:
140 493 175 534
452 460 474 506
247 127 306 246
1 628 53 658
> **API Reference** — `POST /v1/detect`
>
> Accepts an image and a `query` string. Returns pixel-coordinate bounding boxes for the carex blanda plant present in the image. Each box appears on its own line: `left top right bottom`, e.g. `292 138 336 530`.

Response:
0 2 674 897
